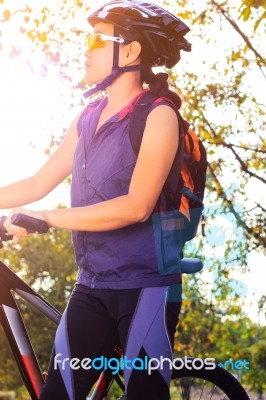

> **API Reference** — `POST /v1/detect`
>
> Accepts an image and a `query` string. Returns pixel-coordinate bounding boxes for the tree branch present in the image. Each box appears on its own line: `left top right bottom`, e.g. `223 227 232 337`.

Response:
202 114 266 184
224 143 266 184
256 203 266 212
211 0 266 72
204 140 266 154
208 163 266 249
229 143 266 154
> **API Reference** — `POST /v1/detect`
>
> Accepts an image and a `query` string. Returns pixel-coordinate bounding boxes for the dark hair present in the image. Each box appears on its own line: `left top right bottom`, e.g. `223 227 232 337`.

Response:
119 24 182 110
141 68 182 110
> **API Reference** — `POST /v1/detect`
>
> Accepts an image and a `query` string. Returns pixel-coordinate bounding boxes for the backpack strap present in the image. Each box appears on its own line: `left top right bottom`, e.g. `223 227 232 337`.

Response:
129 91 188 156
129 91 159 155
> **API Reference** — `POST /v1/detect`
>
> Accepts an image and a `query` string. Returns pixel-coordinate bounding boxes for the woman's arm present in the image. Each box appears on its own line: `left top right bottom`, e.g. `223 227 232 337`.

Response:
5 104 179 235
0 112 80 209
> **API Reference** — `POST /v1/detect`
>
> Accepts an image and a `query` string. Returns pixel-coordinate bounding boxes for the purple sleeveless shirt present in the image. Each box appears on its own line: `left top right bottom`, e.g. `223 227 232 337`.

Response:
71 92 182 289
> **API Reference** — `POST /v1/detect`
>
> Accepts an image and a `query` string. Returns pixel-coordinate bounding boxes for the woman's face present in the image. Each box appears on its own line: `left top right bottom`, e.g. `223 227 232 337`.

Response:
84 22 118 85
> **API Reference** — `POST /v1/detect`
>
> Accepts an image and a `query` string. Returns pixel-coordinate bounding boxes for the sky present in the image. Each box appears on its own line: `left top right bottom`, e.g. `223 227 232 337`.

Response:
0 0 265 324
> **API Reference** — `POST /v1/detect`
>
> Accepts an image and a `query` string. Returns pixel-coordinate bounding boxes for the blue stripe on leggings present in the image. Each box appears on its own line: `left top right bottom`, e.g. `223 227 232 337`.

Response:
54 309 74 400
124 286 172 387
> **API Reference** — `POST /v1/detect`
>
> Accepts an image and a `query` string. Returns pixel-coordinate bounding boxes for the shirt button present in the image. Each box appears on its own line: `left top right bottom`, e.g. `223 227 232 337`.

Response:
82 163 86 169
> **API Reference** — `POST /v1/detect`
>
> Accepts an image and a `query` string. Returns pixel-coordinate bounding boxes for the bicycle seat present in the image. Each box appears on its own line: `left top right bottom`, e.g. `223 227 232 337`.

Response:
179 258 203 274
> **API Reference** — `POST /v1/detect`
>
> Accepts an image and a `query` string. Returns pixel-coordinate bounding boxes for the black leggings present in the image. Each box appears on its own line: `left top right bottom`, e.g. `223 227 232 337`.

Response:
39 284 181 400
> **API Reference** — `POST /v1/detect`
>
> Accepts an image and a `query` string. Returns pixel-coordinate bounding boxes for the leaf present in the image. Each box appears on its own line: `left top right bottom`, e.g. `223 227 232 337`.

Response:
254 10 266 31
231 50 241 61
242 7 251 21
41 7 49 14
39 33 47 43
75 0 83 7
9 46 21 58
27 30 35 40
25 5 32 13
3 9 11 21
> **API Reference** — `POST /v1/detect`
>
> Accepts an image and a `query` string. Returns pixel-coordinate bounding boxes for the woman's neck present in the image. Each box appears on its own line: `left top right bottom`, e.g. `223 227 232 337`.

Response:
105 72 144 111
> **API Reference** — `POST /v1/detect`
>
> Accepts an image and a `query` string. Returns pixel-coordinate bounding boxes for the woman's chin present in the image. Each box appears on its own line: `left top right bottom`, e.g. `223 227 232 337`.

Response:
84 74 101 86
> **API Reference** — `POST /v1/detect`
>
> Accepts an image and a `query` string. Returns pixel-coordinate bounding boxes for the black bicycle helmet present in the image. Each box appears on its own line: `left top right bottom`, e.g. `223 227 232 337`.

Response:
84 0 191 98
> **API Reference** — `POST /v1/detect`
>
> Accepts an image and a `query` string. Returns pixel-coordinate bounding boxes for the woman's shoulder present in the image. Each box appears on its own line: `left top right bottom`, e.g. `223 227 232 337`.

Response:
148 94 177 113
130 90 178 119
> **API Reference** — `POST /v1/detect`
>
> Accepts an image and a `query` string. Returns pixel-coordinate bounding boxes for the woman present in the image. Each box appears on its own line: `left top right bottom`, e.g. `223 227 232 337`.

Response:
0 1 191 399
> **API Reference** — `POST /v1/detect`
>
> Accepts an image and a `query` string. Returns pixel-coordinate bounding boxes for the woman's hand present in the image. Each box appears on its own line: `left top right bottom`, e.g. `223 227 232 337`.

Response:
3 207 48 243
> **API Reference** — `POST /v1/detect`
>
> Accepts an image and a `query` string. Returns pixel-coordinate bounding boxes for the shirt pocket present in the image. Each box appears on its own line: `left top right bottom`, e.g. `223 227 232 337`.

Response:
152 211 187 275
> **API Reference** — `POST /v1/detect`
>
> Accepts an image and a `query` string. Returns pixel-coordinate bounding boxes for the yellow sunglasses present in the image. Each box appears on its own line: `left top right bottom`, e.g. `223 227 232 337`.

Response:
87 33 129 52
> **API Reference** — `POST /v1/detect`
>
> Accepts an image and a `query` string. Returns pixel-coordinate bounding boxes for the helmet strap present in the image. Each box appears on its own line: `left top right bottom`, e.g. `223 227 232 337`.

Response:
112 25 120 68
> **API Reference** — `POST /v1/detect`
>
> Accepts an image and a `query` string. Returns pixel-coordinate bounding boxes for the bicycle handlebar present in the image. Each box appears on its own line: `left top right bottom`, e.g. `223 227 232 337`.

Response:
0 213 49 239
11 214 49 234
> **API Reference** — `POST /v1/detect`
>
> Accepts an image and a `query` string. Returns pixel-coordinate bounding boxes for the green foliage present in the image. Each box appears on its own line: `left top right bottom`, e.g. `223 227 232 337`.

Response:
0 228 76 392
177 273 266 392
247 341 266 394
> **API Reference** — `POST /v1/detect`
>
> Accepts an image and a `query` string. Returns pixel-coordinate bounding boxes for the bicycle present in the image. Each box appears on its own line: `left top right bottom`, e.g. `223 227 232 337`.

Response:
0 214 250 399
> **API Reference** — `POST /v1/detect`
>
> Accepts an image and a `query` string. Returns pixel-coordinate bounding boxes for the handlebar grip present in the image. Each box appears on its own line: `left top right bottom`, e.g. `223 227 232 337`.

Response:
0 216 7 234
11 213 49 234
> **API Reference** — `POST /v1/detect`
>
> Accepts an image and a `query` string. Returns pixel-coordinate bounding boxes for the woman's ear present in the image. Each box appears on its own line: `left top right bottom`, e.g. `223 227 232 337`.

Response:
129 41 142 61
121 41 142 66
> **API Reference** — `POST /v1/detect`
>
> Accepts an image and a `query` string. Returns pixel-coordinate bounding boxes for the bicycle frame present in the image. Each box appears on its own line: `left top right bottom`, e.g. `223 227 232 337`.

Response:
0 260 60 399
0 260 119 400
